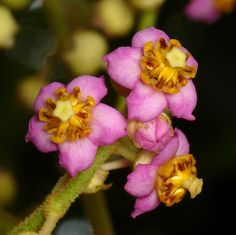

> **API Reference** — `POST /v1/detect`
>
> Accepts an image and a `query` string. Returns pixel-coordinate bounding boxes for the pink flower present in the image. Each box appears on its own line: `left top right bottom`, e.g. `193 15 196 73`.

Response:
103 27 198 122
184 0 236 24
124 129 203 218
26 75 127 176
128 113 174 153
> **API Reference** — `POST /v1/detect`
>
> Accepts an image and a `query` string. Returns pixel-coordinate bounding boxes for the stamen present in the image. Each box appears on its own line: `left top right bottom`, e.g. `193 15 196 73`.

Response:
38 86 95 144
156 154 202 206
55 88 68 100
141 38 196 94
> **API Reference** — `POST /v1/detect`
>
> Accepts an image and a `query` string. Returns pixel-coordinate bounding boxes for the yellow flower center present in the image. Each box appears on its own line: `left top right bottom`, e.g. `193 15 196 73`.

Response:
140 38 196 94
156 154 203 206
38 86 95 144
214 0 236 13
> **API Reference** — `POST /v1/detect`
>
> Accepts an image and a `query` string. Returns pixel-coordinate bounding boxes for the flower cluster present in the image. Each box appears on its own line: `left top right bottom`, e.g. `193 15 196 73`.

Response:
26 27 203 218
184 0 236 24
104 27 203 217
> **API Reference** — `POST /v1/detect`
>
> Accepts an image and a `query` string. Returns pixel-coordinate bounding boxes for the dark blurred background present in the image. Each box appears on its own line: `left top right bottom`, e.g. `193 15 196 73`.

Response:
0 0 236 234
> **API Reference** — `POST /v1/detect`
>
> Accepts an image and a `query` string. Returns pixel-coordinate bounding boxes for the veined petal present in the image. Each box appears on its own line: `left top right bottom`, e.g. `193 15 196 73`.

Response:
131 190 161 218
59 138 98 176
125 164 157 197
25 116 57 153
175 128 190 156
153 134 179 166
131 27 169 48
184 0 221 24
89 103 127 146
67 75 107 104
127 81 167 122
34 82 65 112
103 47 142 89
165 80 197 121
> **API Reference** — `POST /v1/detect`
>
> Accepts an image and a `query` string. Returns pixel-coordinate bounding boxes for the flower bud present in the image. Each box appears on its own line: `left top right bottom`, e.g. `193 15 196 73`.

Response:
94 0 134 37
0 5 19 49
128 113 173 153
130 0 165 10
1 0 31 10
63 30 108 75
0 170 17 207
17 76 46 109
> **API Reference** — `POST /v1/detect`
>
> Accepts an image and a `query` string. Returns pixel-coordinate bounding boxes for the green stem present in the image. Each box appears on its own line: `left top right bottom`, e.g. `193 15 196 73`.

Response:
51 174 70 194
10 145 116 235
44 146 115 218
81 192 116 235
137 9 159 30
8 206 45 235
9 140 135 235
43 0 70 51
8 174 70 235
114 137 139 162
115 95 126 112
38 213 58 235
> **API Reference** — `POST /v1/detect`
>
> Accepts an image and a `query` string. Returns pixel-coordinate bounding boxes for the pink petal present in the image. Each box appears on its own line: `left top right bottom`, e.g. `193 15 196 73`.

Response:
131 27 170 48
165 80 197 121
153 134 179 166
25 116 57 153
124 164 157 197
89 103 127 146
175 128 190 156
127 81 167 122
34 82 65 112
131 190 161 218
103 47 142 89
67 75 107 104
59 138 98 176
184 0 221 24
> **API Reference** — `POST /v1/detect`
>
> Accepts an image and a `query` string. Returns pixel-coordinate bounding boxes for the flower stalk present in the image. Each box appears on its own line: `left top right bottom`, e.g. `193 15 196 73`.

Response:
9 145 113 234
9 139 138 234
43 0 70 51
138 9 159 30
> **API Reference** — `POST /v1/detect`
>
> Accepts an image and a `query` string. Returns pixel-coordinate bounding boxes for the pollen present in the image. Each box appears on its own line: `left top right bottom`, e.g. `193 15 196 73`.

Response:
38 86 95 144
140 38 196 94
214 0 236 13
156 154 203 206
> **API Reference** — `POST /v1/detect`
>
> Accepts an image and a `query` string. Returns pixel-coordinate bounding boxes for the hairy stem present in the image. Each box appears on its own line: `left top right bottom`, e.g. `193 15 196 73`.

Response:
9 145 116 235
9 139 135 235
8 174 69 235
114 137 139 162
